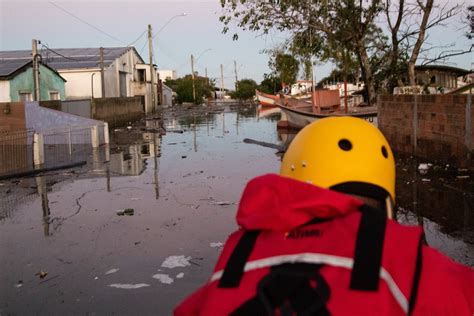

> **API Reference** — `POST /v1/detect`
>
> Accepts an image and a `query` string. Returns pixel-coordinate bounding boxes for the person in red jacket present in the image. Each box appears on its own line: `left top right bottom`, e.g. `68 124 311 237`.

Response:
175 117 474 315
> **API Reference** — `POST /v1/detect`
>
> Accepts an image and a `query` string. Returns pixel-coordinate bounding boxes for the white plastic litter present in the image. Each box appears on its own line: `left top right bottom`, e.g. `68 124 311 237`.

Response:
108 283 150 289
161 255 192 269
152 274 174 284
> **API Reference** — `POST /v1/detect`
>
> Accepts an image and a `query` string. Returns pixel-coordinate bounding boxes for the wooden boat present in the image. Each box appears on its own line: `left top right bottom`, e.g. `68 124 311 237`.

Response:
255 90 279 107
257 106 281 119
276 97 378 129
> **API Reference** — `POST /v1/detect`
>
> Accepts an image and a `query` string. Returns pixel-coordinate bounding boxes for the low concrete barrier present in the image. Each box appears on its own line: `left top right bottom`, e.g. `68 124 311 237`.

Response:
92 96 143 127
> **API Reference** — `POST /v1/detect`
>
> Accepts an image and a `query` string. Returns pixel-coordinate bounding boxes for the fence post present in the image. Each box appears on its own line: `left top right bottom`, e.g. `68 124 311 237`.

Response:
68 125 72 156
104 122 110 144
33 133 44 167
413 94 418 155
91 125 99 148
466 94 472 157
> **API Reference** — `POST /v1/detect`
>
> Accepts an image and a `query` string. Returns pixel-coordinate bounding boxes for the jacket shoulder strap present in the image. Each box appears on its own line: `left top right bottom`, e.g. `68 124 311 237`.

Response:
218 230 260 288
350 204 387 291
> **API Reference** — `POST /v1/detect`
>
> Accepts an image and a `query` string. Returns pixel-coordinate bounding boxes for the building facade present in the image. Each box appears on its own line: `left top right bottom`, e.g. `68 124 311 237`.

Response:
157 69 177 81
0 60 66 102
0 47 166 113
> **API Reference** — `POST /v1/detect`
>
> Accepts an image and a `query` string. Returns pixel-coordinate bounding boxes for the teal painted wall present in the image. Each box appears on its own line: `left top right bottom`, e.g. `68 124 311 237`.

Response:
9 65 66 101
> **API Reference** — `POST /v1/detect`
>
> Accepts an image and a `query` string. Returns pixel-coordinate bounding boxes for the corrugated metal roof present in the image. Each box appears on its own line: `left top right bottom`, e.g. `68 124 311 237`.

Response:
0 47 142 74
0 59 30 77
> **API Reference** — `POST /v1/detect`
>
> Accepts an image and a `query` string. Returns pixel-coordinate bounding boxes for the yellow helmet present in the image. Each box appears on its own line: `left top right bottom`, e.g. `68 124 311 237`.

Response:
280 116 395 202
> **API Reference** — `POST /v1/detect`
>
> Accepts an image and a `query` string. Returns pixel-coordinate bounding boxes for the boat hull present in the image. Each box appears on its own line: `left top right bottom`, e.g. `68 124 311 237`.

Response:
255 90 279 108
277 103 377 129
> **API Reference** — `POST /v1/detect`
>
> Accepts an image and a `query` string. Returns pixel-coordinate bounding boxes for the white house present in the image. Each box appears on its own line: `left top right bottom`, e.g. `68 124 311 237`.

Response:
157 69 177 81
161 83 174 106
0 47 162 113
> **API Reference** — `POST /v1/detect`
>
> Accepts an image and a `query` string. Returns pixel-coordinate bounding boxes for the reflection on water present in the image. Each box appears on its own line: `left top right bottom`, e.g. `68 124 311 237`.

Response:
0 102 472 315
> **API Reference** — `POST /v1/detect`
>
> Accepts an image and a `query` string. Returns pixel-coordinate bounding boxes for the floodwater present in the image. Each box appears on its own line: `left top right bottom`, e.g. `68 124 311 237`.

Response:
0 103 472 315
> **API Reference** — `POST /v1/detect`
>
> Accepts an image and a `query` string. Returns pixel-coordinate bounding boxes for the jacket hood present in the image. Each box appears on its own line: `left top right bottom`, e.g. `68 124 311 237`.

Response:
236 174 364 231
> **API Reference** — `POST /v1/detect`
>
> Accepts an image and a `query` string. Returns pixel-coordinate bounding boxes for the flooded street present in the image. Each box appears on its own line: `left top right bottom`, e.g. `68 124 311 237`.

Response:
1 103 473 315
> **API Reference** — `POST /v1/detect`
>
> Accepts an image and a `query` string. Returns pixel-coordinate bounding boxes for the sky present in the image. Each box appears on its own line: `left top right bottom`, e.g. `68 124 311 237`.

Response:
0 0 472 90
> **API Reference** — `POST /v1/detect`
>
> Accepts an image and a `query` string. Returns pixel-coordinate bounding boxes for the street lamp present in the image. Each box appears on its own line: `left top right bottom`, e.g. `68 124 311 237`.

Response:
154 13 187 39
150 12 187 110
191 48 212 104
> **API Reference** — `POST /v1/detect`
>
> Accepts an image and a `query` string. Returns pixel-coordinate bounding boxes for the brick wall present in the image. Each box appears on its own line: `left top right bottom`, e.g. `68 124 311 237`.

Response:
378 94 473 168
0 102 26 131
91 97 143 127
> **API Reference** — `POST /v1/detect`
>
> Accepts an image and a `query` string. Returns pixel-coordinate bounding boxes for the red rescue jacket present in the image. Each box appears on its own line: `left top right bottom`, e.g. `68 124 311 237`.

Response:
175 174 474 315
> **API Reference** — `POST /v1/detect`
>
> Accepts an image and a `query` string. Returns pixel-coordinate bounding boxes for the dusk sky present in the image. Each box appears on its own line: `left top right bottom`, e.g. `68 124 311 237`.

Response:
1 0 472 89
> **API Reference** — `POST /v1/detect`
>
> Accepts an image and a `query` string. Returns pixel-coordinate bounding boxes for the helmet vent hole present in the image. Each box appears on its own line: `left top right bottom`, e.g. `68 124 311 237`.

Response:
382 146 388 158
338 139 352 151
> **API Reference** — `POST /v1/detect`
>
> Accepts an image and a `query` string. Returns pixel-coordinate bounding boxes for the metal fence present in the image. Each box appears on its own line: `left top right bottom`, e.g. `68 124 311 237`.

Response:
42 126 94 169
0 124 106 178
0 129 34 176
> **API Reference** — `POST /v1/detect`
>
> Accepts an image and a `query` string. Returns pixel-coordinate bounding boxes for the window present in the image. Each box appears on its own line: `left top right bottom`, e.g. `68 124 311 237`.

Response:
18 92 32 102
49 91 60 100
138 69 146 82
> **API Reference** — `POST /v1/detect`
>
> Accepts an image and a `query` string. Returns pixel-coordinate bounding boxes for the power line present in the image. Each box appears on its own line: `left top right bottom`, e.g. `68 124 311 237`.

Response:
40 43 81 61
49 1 126 45
127 30 147 47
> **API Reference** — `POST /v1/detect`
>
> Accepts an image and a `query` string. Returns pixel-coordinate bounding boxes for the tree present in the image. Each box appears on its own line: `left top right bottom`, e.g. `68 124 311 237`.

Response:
166 75 214 104
258 73 282 94
269 51 300 86
220 0 466 102
231 79 258 100
220 0 384 105
383 0 464 89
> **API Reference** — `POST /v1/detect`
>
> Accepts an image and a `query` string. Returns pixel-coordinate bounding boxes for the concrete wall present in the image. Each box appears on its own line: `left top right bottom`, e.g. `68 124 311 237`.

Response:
60 70 101 99
62 99 92 118
9 65 65 101
25 101 104 139
0 102 26 131
0 81 10 102
92 96 142 127
378 94 473 168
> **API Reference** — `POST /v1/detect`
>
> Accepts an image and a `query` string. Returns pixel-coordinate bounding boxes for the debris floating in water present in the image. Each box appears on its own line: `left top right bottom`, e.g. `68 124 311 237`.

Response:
418 163 432 175
152 274 174 284
105 268 119 275
176 273 184 279
211 201 234 206
161 255 192 269
35 271 48 279
116 208 134 216
108 283 150 289
210 242 224 248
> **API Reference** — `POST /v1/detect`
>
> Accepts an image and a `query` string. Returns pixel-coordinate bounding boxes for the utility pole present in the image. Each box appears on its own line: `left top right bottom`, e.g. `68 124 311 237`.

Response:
99 47 105 98
32 39 40 101
205 67 208 85
233 60 238 91
191 54 196 103
220 64 224 99
148 24 156 111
